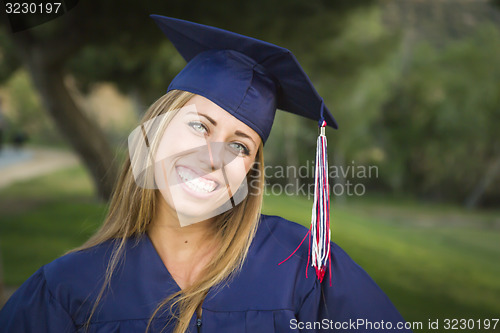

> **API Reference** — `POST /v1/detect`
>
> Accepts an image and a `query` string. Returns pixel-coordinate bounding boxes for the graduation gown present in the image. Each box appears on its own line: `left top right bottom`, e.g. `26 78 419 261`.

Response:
0 214 412 332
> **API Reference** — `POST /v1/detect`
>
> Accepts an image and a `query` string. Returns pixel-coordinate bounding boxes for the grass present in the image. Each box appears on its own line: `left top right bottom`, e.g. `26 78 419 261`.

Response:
1 165 499 327
0 166 106 285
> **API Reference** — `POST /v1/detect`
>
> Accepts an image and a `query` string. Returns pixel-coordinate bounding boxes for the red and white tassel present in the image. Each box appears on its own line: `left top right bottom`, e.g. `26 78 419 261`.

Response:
307 120 331 284
278 119 332 286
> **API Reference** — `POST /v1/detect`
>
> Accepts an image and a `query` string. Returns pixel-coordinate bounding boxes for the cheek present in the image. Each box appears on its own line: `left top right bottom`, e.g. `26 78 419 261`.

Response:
245 155 258 173
155 123 207 162
223 157 254 187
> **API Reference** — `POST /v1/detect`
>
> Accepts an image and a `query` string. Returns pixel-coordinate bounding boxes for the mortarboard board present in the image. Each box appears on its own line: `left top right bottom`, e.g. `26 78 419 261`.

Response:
150 15 333 284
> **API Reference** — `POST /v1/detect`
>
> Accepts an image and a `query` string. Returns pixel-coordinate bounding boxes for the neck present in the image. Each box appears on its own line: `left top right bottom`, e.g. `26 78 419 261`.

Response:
147 200 217 288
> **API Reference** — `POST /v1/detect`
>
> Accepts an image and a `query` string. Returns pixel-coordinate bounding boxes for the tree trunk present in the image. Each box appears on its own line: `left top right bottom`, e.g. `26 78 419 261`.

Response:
16 50 117 200
8 27 118 201
24 61 117 201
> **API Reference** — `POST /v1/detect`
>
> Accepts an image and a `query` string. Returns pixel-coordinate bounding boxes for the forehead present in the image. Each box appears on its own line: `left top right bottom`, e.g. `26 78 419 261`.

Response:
183 95 261 141
184 95 221 114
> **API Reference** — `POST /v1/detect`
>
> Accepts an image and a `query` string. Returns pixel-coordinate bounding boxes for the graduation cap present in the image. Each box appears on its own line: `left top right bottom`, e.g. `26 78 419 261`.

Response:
150 15 333 284
150 15 337 143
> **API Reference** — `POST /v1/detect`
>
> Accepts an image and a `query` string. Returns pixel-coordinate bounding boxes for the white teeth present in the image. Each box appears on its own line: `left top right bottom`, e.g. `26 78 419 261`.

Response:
177 167 217 193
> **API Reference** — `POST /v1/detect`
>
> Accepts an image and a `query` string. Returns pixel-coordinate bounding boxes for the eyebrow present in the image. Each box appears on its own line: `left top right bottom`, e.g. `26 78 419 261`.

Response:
187 110 217 126
234 130 256 148
187 110 257 148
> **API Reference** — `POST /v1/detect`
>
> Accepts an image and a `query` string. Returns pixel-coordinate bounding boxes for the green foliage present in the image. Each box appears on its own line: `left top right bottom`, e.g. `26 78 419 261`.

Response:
0 30 21 83
67 41 185 102
4 70 62 145
313 6 401 153
380 23 500 203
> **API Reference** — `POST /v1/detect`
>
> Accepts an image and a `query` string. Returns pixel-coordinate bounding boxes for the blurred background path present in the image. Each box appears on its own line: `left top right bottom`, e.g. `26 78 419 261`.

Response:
0 146 79 189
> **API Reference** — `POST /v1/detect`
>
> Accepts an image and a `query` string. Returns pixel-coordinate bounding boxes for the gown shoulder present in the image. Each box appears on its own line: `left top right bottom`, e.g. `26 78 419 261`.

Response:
257 214 412 332
0 266 76 332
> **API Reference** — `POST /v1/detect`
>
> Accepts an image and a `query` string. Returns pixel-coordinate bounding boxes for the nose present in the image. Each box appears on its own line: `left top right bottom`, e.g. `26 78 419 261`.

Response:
196 141 226 171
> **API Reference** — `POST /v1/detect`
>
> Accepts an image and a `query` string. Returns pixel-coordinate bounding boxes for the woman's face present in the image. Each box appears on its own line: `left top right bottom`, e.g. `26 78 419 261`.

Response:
154 95 261 226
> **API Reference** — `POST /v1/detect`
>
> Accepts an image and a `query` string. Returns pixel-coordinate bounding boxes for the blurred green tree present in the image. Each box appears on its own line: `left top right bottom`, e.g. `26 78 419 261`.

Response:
380 23 500 207
5 70 61 145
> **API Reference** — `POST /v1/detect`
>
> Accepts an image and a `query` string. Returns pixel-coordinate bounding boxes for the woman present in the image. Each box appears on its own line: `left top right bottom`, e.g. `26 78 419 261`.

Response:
0 16 411 333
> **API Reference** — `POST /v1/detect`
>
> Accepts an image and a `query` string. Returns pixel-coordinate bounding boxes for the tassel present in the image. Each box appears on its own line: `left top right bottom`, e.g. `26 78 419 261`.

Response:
309 120 331 284
278 118 332 286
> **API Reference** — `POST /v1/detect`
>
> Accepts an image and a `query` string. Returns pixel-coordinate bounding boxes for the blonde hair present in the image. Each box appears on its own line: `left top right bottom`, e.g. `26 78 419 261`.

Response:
72 90 265 333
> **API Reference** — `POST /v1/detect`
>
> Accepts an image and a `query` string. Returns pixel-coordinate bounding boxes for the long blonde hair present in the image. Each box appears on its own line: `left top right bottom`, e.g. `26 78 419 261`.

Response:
72 89 265 333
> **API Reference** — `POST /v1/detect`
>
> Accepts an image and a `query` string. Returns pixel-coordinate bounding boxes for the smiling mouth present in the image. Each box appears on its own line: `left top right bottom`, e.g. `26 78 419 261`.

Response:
176 166 219 194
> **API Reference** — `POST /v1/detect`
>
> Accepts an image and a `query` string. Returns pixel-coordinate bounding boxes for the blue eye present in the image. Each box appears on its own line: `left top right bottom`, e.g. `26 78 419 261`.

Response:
188 121 208 134
229 142 250 156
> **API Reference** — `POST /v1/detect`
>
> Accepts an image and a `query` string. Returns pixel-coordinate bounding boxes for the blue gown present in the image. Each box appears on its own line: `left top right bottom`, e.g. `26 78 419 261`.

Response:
0 214 412 332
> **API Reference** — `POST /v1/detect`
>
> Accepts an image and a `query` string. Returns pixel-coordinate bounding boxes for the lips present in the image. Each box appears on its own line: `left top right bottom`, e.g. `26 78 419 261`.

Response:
176 165 219 194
